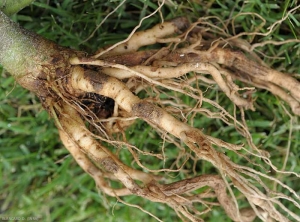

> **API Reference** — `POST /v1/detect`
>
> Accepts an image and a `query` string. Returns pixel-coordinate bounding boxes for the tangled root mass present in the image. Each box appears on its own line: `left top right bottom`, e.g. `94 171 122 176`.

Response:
11 12 300 222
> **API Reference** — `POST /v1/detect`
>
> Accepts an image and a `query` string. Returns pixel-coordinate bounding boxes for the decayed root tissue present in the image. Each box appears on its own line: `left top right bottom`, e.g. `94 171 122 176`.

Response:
49 17 300 222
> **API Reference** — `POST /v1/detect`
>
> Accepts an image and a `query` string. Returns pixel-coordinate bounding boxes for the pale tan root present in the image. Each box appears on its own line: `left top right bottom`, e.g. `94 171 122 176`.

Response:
59 128 131 197
205 48 300 101
90 15 300 116
230 71 300 115
67 65 300 221
71 44 300 116
58 103 153 183
70 58 252 110
55 102 196 221
68 56 289 158
161 47 300 114
161 175 256 222
54 101 254 222
94 17 190 57
61 16 300 222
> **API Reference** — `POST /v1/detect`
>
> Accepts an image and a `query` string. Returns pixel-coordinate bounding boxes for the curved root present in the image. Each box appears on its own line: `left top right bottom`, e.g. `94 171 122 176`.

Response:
56 100 258 222
64 62 299 221
54 16 300 221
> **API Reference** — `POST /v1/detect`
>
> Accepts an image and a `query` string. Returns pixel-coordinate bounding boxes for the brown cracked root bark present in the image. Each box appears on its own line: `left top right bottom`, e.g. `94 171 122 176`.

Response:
2 9 300 222
57 102 256 222
66 17 300 221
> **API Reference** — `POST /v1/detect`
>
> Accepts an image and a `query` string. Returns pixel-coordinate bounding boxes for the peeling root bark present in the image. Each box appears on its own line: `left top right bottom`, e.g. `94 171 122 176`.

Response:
57 101 253 221
57 100 258 222
71 43 300 115
58 103 152 186
94 17 190 57
2 11 299 221
59 128 132 197
68 65 289 221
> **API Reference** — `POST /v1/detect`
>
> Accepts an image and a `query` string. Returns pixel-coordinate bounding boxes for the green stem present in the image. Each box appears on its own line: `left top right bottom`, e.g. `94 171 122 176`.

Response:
0 10 81 96
1 0 35 16
0 10 41 78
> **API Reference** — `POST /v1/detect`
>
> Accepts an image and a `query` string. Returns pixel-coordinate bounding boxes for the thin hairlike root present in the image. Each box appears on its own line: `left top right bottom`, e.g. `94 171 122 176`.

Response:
71 40 300 116
56 101 255 221
65 63 299 221
81 0 126 44
231 72 300 115
115 196 164 222
61 16 300 222
70 58 253 109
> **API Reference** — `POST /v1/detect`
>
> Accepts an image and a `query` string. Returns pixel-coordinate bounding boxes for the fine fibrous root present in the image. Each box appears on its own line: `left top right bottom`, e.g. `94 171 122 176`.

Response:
70 43 300 115
56 100 256 222
59 16 300 221
63 64 297 221
2 3 300 221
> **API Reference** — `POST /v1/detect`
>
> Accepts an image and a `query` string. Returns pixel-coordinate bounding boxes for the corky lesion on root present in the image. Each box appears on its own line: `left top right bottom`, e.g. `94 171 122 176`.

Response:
73 13 300 115
56 101 247 222
71 42 300 115
2 7 299 221
94 17 190 58
64 16 300 221
67 62 295 221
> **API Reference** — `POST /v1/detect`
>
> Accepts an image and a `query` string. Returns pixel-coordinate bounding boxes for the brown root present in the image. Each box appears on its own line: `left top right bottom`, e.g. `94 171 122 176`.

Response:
2 0 300 219
66 15 300 221
55 99 260 222
64 62 299 221
8 13 298 222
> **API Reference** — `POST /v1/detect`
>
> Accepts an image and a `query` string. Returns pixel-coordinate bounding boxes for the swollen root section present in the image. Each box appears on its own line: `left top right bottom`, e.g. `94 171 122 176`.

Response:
59 128 131 197
70 62 300 221
57 102 253 221
69 65 140 112
67 17 300 221
69 66 265 221
94 17 190 57
57 103 150 193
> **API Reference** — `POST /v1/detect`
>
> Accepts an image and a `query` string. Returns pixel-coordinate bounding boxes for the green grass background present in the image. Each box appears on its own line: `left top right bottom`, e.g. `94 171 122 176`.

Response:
0 0 299 221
